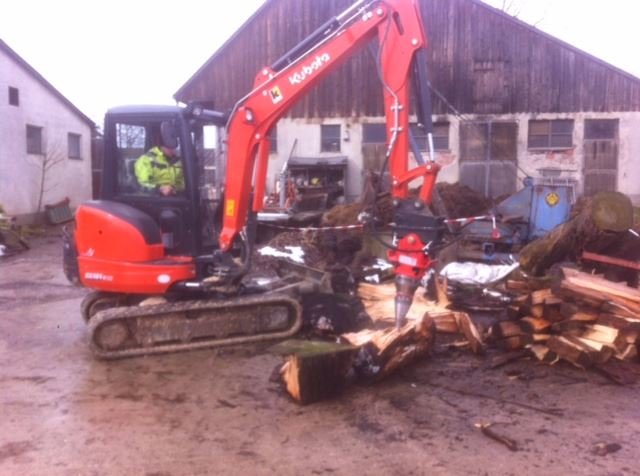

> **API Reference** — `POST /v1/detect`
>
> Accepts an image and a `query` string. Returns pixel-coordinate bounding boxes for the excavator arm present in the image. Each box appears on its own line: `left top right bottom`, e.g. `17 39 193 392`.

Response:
218 0 443 328
219 0 443 328
219 0 438 250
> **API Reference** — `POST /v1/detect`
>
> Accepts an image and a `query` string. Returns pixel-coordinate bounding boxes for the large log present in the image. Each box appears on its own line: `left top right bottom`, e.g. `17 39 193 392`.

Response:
519 192 634 276
273 340 359 405
342 315 436 381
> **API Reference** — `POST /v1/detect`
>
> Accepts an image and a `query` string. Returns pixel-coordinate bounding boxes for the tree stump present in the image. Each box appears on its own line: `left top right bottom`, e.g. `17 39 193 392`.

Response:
519 192 634 276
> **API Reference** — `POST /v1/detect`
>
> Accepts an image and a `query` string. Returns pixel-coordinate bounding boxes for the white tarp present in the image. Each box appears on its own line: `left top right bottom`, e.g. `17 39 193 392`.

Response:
440 261 520 286
258 245 305 264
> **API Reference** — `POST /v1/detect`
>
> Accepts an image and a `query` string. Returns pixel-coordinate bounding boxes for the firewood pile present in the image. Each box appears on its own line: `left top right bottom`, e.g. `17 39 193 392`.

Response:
274 282 486 404
268 191 638 404
491 267 640 384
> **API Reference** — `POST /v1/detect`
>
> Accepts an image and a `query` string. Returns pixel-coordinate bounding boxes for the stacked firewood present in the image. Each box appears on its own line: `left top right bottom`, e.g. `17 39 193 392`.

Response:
492 267 640 378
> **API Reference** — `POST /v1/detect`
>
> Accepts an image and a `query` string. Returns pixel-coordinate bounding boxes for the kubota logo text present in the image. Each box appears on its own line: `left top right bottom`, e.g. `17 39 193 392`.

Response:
289 53 331 85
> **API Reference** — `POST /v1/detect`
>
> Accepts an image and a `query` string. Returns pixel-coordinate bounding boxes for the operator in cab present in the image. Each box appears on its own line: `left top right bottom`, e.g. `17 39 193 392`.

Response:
134 138 184 196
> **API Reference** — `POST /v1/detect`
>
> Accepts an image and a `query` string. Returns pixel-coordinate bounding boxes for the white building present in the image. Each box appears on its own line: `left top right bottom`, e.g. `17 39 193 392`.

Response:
0 39 94 221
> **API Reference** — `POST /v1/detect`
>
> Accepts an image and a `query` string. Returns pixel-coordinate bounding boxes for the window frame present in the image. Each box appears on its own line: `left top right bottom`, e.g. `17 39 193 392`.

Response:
26 125 44 155
527 119 574 150
68 133 82 160
320 124 341 153
410 122 450 152
8 86 19 106
362 123 387 145
584 119 618 141
269 124 278 153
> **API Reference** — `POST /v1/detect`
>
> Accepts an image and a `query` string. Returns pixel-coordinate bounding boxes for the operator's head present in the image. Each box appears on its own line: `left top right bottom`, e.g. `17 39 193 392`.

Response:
161 143 178 158
159 121 179 158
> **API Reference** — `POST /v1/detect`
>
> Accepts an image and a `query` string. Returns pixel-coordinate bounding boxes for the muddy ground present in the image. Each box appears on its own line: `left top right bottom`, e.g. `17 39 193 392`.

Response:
1 230 639 476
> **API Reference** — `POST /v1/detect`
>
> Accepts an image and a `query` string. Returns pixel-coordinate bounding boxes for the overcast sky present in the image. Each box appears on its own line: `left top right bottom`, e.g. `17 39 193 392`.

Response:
2 0 638 126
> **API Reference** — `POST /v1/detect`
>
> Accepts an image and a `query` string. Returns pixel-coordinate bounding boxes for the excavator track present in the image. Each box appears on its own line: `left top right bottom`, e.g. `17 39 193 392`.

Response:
87 293 302 359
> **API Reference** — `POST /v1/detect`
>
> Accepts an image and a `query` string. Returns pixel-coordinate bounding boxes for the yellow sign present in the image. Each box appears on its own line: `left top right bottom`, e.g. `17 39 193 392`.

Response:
226 199 236 217
270 86 283 104
545 192 560 207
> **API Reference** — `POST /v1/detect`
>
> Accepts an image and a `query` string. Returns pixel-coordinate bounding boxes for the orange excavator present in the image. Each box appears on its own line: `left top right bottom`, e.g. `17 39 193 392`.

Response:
63 0 445 358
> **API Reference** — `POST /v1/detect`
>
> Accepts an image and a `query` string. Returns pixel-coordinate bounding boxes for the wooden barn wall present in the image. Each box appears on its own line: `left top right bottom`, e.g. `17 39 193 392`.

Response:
176 0 640 117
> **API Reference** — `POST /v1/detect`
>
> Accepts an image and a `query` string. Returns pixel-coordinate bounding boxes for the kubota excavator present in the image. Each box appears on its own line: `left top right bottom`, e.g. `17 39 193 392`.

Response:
63 0 445 359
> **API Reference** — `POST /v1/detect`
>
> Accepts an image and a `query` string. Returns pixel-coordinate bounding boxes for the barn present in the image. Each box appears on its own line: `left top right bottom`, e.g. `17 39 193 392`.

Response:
175 0 640 204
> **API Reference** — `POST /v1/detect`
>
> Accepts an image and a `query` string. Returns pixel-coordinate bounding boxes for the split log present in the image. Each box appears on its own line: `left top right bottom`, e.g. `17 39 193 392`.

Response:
557 269 640 316
560 302 599 323
520 317 552 334
519 192 634 276
429 311 459 334
615 344 638 362
492 321 528 339
358 282 484 352
490 321 533 351
502 335 534 351
506 280 531 292
543 305 566 323
529 304 546 319
562 268 640 304
273 340 358 405
453 311 485 354
597 314 640 344
342 315 436 381
528 344 559 364
580 324 627 353
547 336 593 368
564 336 613 365
551 320 589 336
358 282 438 322
530 289 554 306
597 314 640 332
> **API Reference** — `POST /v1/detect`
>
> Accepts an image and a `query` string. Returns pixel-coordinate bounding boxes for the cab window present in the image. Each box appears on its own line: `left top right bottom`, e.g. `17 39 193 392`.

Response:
114 121 183 196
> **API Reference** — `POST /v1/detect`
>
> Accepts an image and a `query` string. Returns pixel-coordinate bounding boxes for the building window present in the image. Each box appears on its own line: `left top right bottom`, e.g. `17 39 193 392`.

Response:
321 124 341 152
68 133 82 159
410 122 450 151
528 119 573 149
269 125 278 153
26 125 43 154
363 123 387 144
584 119 618 140
8 87 19 106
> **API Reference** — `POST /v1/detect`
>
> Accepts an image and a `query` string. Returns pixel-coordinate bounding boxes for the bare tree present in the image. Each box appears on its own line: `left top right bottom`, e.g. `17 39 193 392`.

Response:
496 0 547 26
500 0 522 17
117 124 146 149
29 140 66 212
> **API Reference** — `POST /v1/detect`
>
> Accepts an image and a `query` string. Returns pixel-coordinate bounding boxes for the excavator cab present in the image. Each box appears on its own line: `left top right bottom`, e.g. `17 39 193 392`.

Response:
99 105 227 257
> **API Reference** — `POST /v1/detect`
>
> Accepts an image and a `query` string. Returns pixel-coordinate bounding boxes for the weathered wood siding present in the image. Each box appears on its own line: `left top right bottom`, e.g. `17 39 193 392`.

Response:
175 0 640 116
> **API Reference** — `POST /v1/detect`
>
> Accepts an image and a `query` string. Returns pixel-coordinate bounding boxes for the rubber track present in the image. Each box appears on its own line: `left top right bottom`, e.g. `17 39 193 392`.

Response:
87 293 302 359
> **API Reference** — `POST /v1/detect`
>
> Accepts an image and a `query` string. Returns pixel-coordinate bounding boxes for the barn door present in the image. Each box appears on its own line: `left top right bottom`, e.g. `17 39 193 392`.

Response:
583 119 618 196
460 121 518 198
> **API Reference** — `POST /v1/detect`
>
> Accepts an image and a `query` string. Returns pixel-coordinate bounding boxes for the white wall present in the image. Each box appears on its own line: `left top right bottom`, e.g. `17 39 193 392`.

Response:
0 49 92 217
269 112 640 204
268 116 460 202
